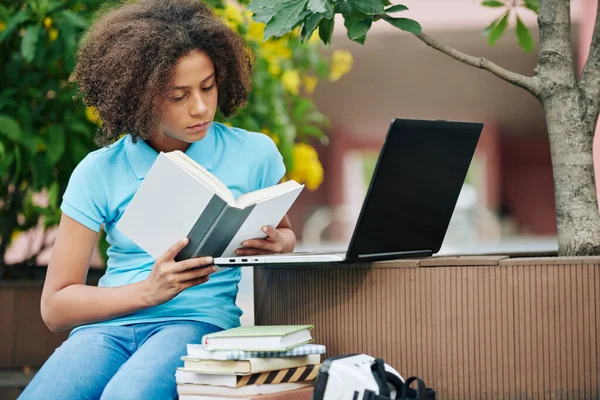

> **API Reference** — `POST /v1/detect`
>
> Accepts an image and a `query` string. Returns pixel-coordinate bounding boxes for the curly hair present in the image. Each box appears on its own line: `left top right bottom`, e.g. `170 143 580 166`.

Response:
70 0 254 146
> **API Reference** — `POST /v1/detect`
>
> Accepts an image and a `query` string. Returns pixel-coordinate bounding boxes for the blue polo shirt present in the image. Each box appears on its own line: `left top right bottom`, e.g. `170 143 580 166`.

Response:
60 122 286 332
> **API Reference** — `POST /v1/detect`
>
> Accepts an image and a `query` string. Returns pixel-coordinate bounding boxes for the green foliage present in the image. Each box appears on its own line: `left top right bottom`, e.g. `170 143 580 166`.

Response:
1 0 345 270
0 0 102 270
481 0 538 52
248 0 420 45
246 0 537 52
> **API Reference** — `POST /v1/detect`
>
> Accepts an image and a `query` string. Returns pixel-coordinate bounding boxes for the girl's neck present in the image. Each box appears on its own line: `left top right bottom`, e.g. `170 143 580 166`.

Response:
146 134 191 153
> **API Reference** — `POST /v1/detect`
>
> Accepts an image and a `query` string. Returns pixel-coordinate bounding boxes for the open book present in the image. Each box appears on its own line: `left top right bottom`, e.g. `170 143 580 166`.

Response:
116 150 303 260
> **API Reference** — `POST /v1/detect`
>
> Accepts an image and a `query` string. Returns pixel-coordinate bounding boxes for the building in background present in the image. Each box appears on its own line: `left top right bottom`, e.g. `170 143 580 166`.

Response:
289 0 597 256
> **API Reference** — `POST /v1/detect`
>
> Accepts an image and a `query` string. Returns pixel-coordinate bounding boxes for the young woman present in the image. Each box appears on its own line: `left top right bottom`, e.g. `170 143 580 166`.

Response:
19 1 295 399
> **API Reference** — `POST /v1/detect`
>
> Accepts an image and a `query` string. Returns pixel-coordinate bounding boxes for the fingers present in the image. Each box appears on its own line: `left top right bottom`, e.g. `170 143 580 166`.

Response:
177 256 215 271
235 247 276 256
261 225 281 240
237 226 283 255
159 237 189 263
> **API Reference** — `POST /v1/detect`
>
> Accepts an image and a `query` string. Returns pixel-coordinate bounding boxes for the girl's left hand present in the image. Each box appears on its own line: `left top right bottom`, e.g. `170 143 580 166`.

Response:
236 226 286 255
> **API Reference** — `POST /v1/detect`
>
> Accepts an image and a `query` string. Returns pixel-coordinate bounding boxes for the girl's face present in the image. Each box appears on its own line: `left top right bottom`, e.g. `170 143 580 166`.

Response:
153 50 218 152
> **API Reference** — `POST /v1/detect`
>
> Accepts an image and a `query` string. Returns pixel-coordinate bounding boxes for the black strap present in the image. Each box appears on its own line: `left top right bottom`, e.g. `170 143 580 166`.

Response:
371 358 391 397
402 376 431 400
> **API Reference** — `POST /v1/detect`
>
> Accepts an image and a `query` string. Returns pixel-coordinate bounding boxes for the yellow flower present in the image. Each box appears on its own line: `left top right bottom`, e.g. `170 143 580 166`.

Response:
0 21 6 33
43 17 52 30
260 128 279 145
281 69 300 95
261 39 292 60
308 29 321 44
222 121 232 127
36 142 47 152
224 4 244 26
248 20 265 43
48 28 59 41
85 106 102 126
288 143 324 191
10 230 21 244
329 49 353 81
302 75 318 94
268 60 281 76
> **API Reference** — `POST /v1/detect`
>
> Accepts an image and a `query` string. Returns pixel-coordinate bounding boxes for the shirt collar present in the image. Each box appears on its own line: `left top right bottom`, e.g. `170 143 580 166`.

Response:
125 124 216 179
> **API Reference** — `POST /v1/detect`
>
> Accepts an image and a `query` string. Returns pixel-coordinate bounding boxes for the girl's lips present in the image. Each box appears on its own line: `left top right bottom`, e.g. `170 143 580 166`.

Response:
186 121 210 132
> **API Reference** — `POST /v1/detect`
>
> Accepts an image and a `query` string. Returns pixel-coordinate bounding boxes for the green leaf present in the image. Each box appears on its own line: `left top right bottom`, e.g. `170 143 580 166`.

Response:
318 17 334 45
307 0 327 13
61 9 88 29
347 0 384 15
524 0 539 13
515 14 534 52
263 0 309 39
48 181 59 209
46 125 66 165
0 115 21 140
0 152 15 176
20 25 40 63
293 98 313 121
382 16 422 35
344 11 372 43
482 0 505 7
0 10 29 44
485 12 509 45
248 0 289 24
301 12 323 42
384 4 408 13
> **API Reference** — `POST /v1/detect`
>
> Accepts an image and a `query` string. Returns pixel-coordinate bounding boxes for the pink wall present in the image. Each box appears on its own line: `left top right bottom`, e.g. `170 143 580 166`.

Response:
501 136 557 235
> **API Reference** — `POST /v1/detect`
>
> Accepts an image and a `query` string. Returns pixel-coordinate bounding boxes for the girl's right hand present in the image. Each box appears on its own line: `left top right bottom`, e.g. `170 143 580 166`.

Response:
142 237 217 306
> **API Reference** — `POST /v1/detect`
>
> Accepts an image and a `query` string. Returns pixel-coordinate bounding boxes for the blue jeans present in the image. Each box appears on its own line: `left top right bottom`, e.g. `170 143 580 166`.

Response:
18 320 222 400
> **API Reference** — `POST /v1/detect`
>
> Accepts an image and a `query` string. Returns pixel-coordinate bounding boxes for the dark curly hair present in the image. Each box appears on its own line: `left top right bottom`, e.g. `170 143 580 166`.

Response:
70 0 254 146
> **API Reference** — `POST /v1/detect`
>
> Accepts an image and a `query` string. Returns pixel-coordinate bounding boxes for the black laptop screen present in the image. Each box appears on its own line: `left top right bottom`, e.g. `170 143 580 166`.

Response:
346 118 483 259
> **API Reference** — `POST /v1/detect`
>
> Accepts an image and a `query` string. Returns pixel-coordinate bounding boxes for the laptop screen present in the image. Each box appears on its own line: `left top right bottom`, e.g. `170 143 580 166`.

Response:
346 118 483 260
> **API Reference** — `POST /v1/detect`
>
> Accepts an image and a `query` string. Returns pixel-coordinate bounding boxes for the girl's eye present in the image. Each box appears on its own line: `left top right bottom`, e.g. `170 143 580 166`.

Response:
172 95 186 102
201 84 215 92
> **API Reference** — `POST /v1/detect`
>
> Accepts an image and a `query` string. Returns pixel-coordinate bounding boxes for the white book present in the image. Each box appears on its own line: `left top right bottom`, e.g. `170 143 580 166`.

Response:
185 343 326 361
116 150 303 260
180 354 321 375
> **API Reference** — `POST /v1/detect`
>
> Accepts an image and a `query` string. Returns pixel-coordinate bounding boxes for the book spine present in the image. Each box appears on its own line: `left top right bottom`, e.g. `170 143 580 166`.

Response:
236 364 321 387
186 204 256 259
175 195 227 261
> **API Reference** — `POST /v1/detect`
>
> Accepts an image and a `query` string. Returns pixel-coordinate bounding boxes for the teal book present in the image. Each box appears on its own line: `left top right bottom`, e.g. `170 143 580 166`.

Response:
202 325 314 352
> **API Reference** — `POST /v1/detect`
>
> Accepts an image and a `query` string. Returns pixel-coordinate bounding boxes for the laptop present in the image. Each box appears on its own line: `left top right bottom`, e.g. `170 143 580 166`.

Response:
214 118 483 266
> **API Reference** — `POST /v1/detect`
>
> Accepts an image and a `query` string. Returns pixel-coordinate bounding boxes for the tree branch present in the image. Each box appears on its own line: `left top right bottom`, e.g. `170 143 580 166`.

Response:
536 0 575 87
579 0 600 117
415 32 541 97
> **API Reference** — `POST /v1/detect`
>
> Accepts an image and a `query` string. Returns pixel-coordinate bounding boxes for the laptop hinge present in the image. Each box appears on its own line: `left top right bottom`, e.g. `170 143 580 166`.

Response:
354 250 433 262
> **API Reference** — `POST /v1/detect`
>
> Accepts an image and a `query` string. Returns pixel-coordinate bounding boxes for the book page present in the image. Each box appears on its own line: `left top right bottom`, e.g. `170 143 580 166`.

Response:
116 153 219 259
236 180 302 209
219 184 304 257
166 151 235 205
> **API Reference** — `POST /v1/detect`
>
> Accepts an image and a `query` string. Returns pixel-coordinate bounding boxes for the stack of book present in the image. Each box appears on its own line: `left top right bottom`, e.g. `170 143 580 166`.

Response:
175 325 324 399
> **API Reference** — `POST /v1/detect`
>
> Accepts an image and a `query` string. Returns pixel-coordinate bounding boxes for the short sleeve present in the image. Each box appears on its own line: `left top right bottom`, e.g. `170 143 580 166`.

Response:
60 154 108 232
248 132 286 191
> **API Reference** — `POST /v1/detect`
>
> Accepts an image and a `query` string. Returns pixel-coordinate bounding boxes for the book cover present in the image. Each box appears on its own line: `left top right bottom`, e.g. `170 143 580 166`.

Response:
115 151 303 260
180 354 321 375
185 343 326 360
176 364 320 388
202 325 314 352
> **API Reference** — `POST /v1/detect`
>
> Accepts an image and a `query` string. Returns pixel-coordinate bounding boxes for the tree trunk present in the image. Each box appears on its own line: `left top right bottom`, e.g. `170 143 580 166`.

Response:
544 89 600 255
